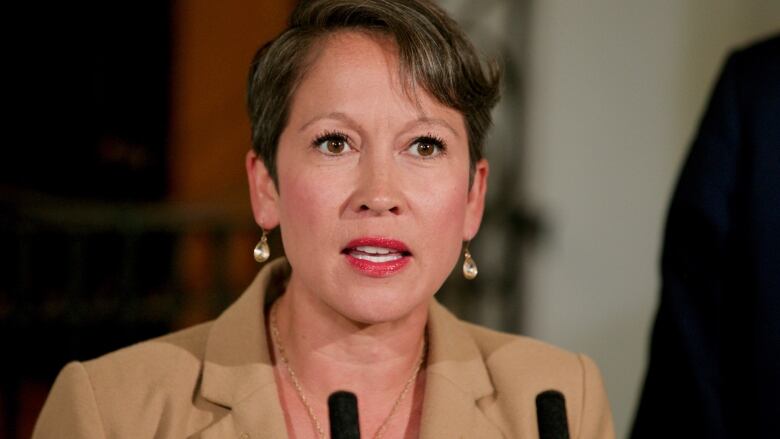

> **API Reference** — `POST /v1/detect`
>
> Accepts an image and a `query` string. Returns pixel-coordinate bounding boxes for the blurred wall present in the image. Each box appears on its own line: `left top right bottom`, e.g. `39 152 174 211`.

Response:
166 0 295 328
169 0 294 204
522 1 780 436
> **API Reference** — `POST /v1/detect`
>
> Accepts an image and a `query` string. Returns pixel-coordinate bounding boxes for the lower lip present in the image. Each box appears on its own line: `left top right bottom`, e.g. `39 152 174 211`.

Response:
344 254 411 277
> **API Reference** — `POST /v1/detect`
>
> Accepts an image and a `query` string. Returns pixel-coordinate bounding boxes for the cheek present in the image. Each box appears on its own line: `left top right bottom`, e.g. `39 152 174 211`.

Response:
426 188 467 225
278 169 343 235
416 164 469 219
274 147 348 260
412 172 470 256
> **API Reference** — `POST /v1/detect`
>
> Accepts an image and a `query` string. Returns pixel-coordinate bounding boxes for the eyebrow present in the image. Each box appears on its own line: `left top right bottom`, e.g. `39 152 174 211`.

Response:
403 116 459 137
298 112 460 137
299 112 358 133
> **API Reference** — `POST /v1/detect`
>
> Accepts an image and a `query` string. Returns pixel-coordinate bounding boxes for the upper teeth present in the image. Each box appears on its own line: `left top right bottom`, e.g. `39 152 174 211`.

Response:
355 246 394 255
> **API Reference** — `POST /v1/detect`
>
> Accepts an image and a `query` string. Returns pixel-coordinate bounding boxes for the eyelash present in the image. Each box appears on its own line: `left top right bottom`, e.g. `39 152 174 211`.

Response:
310 131 447 157
410 134 447 158
312 130 351 149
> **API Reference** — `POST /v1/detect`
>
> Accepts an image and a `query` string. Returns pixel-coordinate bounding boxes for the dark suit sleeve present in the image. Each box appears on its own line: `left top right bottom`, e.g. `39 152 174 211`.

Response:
33 362 107 439
632 36 780 438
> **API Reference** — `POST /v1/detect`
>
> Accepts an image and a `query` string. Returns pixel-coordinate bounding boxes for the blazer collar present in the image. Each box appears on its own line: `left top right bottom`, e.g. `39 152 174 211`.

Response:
198 259 504 438
420 301 504 438
199 258 290 438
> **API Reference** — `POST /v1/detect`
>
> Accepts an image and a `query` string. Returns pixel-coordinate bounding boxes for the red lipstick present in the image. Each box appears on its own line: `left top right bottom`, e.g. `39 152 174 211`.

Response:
342 237 411 277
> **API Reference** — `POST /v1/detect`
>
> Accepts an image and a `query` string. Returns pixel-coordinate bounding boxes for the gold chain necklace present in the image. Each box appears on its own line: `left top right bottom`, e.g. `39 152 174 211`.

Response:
269 302 426 439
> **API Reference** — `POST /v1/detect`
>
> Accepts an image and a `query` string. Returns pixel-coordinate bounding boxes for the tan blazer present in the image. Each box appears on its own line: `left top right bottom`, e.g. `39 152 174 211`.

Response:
33 259 615 438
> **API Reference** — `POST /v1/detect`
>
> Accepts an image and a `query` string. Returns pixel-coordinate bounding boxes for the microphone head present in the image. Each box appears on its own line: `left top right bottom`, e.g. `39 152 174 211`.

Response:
536 390 570 439
328 391 361 439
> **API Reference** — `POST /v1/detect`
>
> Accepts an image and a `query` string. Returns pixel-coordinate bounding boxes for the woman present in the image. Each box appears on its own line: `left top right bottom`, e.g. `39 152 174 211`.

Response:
34 1 614 437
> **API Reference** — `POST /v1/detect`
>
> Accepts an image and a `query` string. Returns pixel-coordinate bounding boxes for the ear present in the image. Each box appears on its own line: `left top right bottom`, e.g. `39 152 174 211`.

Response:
246 150 280 229
463 159 489 240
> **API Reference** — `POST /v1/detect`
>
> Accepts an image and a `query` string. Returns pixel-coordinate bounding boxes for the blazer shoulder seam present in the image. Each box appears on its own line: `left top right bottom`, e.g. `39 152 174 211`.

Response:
74 361 108 438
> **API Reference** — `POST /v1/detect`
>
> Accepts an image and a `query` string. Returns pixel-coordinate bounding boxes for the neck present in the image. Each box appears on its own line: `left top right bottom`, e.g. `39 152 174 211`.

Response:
268 277 428 438
270 283 428 399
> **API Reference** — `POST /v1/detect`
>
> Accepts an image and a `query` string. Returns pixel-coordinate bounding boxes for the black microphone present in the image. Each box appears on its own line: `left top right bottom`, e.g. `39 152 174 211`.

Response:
536 390 570 439
328 391 361 439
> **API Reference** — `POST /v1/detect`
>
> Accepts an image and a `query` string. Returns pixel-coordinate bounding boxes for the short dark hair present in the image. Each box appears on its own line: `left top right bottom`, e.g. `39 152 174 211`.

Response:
247 0 501 184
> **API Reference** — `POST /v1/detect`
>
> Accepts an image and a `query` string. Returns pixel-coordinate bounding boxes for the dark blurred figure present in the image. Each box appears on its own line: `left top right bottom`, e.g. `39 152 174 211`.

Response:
632 35 779 438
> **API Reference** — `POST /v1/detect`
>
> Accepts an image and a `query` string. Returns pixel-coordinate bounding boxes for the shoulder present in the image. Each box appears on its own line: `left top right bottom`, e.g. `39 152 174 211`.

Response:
723 34 780 103
462 321 594 393
731 34 780 66
84 322 214 415
82 321 212 386
35 322 219 438
464 321 579 367
461 322 615 438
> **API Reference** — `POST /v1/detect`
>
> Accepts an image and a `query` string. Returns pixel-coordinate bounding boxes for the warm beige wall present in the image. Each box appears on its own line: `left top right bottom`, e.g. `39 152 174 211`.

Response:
169 0 295 204
522 1 780 436
165 0 296 326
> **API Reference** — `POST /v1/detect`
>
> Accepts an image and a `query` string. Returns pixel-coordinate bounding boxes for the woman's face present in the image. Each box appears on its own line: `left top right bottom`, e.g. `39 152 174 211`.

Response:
248 31 488 324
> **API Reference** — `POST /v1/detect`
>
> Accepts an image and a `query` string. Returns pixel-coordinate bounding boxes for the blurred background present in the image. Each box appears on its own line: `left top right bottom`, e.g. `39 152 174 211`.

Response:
1 0 778 437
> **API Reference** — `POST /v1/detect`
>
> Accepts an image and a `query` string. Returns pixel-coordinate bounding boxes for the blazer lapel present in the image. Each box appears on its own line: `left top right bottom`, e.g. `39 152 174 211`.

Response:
197 382 289 439
197 259 291 439
420 373 505 438
420 301 506 439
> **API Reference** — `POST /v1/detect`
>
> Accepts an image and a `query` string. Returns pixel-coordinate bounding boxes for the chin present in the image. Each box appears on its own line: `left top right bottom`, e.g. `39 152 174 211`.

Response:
331 288 429 326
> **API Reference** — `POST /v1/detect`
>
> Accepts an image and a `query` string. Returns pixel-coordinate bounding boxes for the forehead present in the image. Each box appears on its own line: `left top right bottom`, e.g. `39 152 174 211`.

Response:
288 30 465 130
304 31 402 96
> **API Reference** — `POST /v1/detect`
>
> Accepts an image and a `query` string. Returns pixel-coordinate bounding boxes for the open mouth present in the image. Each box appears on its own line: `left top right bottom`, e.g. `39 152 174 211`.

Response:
342 238 412 276
344 245 411 263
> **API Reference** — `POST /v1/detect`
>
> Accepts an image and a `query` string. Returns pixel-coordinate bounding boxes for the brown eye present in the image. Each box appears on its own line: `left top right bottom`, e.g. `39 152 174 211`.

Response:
327 139 345 154
313 132 352 155
418 142 435 156
409 136 445 158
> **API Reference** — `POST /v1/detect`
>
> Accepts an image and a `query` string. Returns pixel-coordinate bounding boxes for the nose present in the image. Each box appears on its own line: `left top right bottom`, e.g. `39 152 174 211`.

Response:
349 156 404 216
